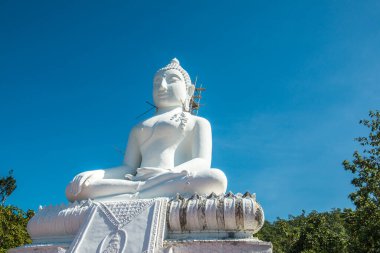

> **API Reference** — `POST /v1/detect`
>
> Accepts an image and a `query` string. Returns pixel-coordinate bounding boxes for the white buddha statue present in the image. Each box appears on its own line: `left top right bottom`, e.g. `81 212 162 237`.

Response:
66 58 227 202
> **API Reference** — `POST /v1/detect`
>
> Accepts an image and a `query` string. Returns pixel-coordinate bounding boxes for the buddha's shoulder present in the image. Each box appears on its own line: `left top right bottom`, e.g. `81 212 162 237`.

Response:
134 115 159 128
191 115 211 129
130 121 146 134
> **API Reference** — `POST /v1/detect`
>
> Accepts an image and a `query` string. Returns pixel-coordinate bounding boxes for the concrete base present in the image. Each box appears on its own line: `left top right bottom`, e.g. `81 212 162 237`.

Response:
8 244 69 253
9 194 272 253
164 239 272 253
10 239 272 253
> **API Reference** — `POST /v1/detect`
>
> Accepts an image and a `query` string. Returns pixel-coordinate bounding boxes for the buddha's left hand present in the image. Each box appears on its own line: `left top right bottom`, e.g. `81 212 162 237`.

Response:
169 168 194 178
69 170 105 196
133 167 170 181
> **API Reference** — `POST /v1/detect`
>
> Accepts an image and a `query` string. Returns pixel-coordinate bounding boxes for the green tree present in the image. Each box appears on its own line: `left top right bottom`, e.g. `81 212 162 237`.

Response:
257 110 380 253
258 210 349 253
0 170 16 206
290 210 349 253
0 170 33 253
343 110 380 253
257 212 306 253
0 206 33 253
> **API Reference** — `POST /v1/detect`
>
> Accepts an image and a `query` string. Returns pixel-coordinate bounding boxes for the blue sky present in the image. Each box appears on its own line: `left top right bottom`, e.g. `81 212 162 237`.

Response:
1 1 379 221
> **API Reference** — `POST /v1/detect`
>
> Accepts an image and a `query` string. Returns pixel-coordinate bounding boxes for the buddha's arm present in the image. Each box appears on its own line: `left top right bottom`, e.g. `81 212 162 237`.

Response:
66 127 141 199
86 126 142 180
122 126 142 175
171 117 212 173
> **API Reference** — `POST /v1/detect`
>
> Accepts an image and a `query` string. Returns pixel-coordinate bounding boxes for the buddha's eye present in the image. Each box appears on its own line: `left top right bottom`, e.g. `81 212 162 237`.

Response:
154 78 162 85
168 76 181 82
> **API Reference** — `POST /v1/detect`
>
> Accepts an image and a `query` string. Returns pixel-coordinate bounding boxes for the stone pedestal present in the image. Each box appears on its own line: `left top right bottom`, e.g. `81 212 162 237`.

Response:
8 244 69 253
9 193 272 253
164 239 272 253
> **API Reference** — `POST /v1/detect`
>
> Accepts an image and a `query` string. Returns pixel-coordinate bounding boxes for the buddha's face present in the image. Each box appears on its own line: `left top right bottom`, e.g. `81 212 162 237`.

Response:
153 69 188 108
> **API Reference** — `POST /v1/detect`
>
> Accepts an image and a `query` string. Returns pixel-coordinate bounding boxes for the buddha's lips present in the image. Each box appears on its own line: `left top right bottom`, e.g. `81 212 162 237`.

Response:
156 93 169 98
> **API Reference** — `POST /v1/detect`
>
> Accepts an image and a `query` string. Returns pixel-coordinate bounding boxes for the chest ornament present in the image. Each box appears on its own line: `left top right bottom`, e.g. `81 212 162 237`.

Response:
170 111 188 130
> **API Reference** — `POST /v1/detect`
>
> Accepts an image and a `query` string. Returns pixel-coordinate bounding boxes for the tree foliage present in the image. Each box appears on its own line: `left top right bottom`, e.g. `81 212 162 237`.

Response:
0 170 16 206
0 206 33 253
343 110 380 209
0 170 33 253
258 110 380 253
342 110 380 253
257 209 349 253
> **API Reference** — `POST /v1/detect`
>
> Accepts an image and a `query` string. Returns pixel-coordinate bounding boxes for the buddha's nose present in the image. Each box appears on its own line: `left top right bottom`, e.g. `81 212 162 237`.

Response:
158 79 168 91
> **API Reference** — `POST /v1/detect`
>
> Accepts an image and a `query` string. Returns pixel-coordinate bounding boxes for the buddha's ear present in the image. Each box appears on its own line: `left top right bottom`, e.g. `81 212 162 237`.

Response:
187 84 195 97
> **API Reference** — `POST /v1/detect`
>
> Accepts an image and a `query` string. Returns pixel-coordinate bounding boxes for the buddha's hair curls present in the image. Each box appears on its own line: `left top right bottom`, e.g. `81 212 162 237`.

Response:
156 58 192 87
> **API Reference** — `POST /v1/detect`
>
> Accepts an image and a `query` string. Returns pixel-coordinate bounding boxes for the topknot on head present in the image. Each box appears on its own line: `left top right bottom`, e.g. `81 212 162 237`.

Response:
171 58 180 65
157 58 192 87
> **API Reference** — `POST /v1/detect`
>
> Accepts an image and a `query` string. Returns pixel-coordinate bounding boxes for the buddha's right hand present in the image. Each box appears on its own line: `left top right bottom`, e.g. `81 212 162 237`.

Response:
69 170 105 196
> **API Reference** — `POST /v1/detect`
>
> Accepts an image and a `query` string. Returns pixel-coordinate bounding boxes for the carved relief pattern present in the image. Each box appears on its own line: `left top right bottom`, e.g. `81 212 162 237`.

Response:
164 240 273 253
170 112 188 129
96 199 155 253
27 200 92 240
97 200 155 227
26 193 265 248
147 198 168 253
102 232 121 253
167 192 265 234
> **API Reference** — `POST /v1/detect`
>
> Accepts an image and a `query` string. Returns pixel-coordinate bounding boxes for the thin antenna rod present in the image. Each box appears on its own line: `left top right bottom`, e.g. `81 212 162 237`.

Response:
145 101 157 108
113 145 124 156
195 83 203 116
135 101 157 119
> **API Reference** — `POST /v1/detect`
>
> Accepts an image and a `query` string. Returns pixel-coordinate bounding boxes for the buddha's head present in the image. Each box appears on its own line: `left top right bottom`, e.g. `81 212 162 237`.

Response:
153 58 195 111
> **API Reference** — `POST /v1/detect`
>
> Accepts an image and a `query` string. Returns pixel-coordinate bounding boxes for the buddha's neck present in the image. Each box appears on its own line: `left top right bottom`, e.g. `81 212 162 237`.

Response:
155 106 182 115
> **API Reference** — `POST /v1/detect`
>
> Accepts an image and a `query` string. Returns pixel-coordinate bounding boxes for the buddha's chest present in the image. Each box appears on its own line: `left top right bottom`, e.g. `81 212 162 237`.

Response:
138 113 194 146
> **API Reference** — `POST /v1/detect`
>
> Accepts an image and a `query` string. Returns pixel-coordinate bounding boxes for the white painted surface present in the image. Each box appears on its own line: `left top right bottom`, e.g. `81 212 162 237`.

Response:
205 198 218 229
8 244 69 253
164 239 272 253
68 198 168 253
27 201 91 243
65 58 227 202
11 59 271 253
224 197 237 230
166 194 265 235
